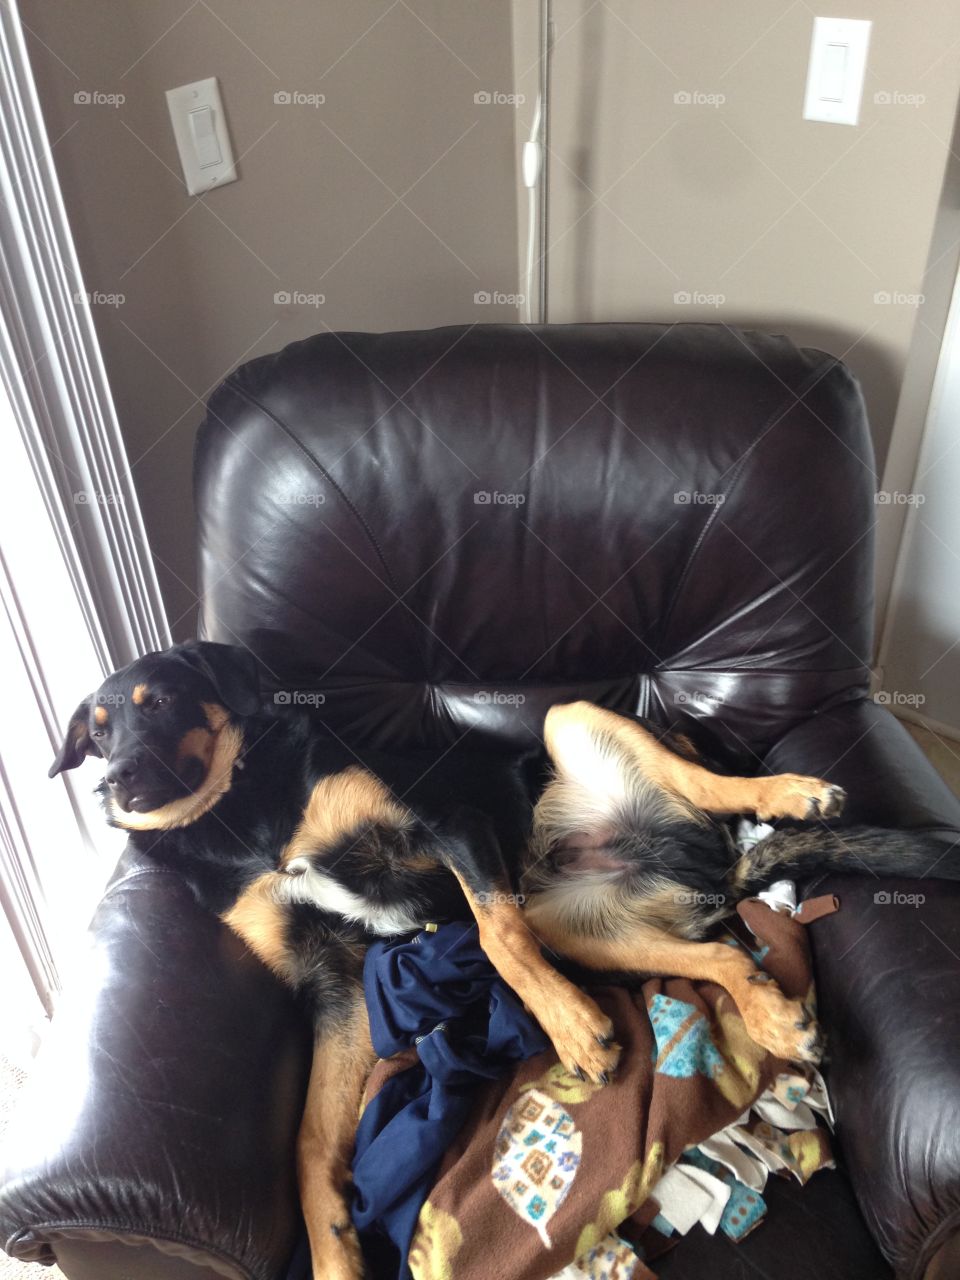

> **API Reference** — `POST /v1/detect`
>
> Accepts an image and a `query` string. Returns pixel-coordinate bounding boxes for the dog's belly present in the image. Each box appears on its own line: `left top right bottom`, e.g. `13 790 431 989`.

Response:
553 830 629 874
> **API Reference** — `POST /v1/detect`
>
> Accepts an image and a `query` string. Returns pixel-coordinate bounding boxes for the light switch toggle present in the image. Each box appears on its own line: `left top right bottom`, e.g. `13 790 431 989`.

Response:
188 106 222 168
819 43 848 102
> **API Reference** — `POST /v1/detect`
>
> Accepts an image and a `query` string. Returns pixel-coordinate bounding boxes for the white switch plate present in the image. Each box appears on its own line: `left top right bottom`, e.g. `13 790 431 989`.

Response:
166 77 237 195
803 17 871 126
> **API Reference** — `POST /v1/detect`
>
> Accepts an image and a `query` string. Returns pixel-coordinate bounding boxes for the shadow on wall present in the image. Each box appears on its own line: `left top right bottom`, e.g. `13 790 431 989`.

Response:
551 0 959 478
568 3 605 324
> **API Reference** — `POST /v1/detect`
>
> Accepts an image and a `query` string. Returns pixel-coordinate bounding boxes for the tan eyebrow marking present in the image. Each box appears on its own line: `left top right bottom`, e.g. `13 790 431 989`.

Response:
94 705 108 725
131 683 148 705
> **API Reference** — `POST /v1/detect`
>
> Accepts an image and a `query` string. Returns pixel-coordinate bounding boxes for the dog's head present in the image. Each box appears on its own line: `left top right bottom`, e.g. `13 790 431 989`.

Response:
49 641 260 827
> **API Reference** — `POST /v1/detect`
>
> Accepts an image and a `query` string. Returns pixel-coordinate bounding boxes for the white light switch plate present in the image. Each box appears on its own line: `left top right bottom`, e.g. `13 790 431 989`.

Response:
803 17 872 126
166 77 237 195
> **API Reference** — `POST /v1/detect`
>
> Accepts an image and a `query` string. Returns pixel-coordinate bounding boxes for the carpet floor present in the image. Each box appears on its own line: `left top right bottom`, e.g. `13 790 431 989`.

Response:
0 1056 64 1279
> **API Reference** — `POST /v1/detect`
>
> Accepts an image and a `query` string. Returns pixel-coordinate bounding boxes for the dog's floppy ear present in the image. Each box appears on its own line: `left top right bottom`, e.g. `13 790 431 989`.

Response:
175 641 261 717
49 697 96 778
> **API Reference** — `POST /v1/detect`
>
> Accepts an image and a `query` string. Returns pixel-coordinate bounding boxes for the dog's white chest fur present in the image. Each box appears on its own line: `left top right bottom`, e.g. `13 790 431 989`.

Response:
280 857 421 936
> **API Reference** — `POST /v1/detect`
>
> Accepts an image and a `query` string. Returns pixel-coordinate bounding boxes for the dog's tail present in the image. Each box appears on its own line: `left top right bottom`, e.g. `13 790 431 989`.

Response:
733 825 960 895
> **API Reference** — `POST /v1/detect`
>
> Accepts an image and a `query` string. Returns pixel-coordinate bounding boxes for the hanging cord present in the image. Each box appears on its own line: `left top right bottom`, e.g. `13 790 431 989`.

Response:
521 0 551 324
522 92 542 324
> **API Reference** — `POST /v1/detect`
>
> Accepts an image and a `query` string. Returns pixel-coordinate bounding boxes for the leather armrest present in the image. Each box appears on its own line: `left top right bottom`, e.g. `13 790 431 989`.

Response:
763 697 960 832
0 848 311 1280
764 701 960 1279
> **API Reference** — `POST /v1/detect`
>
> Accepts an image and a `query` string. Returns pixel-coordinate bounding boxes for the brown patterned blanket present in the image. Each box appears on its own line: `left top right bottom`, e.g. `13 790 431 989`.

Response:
363 896 836 1280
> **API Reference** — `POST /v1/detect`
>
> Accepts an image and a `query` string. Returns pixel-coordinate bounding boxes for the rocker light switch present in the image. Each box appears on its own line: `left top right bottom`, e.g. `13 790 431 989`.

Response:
188 106 222 169
166 78 237 195
803 17 871 125
819 43 849 102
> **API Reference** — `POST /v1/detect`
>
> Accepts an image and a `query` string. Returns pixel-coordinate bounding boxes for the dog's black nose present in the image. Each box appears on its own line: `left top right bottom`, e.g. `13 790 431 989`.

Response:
105 755 143 788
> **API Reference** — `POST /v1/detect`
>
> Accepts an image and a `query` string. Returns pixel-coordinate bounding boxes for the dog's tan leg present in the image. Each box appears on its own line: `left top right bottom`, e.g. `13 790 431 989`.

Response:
544 702 845 821
450 869 620 1083
525 903 821 1063
222 876 373 1279
298 997 376 1280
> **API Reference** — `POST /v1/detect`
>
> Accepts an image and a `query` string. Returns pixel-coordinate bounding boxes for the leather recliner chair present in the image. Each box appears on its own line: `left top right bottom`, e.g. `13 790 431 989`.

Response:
2 323 959 1280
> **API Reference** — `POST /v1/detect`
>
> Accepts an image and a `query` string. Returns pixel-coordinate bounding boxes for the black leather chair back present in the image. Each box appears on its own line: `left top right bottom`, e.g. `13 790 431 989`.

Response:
196 323 873 757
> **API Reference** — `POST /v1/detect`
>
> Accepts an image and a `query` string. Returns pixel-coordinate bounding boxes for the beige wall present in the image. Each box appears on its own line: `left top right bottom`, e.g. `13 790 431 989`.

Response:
545 0 960 482
20 1 520 634
20 1 960 648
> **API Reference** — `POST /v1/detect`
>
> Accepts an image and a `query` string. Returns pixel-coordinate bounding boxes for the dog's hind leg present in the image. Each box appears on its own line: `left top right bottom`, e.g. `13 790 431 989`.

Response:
298 994 376 1280
525 905 822 1063
223 877 373 1280
439 808 621 1085
543 701 845 822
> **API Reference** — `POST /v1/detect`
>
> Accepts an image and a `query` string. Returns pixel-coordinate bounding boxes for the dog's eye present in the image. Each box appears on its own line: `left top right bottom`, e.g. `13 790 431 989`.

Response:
92 729 106 739
152 696 170 710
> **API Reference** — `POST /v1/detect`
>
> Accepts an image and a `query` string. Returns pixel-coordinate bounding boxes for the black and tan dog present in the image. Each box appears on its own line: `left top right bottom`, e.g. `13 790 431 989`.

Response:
51 642 956 1278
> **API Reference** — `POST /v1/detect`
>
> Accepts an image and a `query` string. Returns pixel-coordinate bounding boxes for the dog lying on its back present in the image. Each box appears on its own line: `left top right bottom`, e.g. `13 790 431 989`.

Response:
51 641 958 1279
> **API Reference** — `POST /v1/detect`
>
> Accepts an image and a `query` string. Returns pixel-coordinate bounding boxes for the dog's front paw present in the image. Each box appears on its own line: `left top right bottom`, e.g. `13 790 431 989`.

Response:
537 983 621 1085
739 979 824 1064
756 775 846 823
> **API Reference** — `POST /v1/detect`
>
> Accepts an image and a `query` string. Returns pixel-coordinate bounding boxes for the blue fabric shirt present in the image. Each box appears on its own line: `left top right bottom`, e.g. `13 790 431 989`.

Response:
351 921 549 1279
